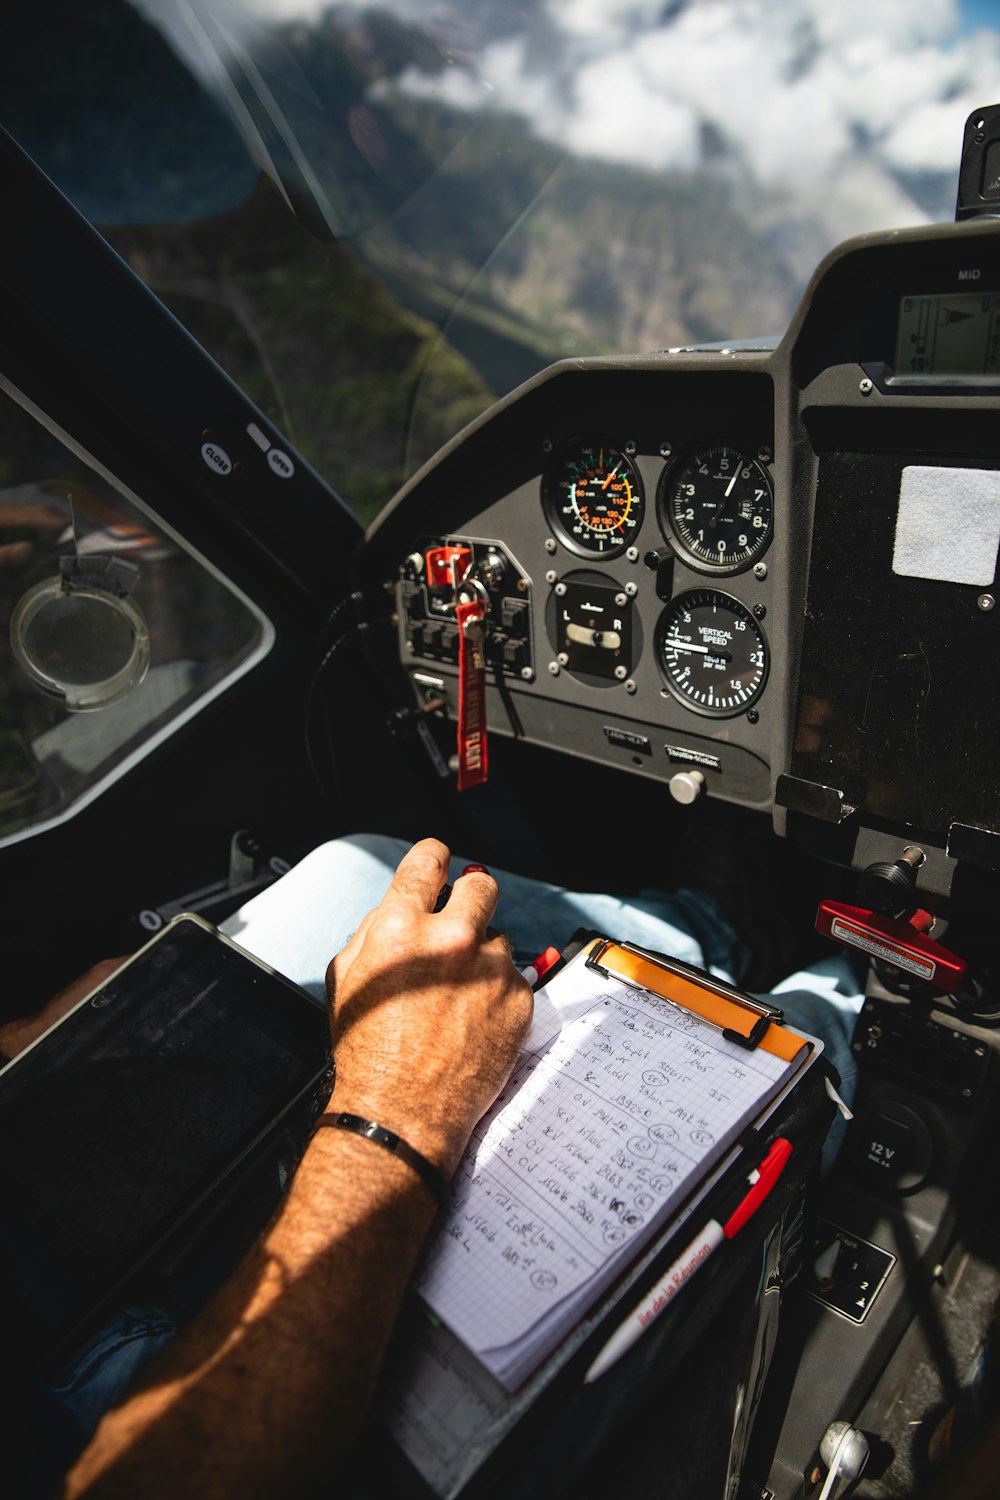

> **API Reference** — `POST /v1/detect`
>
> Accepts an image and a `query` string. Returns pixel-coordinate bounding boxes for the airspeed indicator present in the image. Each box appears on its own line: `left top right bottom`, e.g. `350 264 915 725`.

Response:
656 589 768 718
542 438 645 558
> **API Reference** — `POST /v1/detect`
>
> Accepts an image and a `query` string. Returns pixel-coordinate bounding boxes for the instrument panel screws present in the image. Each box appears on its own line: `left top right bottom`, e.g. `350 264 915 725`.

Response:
747 708 760 724
753 562 768 580
615 592 628 607
555 581 567 597
520 666 534 682
548 660 560 675
517 577 529 593
625 678 637 693
978 593 995 611
625 582 638 597
758 446 773 465
557 652 569 666
626 546 639 563
614 665 627 680
753 603 766 619
545 569 558 584
659 441 673 458
544 537 557 554
542 438 553 452
625 440 637 456
859 377 874 396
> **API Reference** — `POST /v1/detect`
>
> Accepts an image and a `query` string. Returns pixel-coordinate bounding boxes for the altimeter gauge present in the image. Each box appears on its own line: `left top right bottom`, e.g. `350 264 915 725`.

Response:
656 589 768 718
659 443 772 573
542 438 645 558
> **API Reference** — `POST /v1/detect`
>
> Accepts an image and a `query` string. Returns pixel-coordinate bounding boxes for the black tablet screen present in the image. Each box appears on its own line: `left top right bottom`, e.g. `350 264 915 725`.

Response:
0 917 329 1358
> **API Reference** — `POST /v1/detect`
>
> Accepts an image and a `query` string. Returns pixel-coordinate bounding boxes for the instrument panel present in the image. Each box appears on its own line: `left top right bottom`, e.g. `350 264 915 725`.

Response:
377 362 782 814
359 217 1000 888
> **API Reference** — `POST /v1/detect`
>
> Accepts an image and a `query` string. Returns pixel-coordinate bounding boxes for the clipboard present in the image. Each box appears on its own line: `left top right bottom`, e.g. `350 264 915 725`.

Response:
372 935 834 1499
584 938 803 1061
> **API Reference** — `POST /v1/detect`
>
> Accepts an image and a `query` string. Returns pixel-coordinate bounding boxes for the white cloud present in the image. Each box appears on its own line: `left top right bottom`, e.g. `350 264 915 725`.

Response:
137 0 1000 236
561 52 701 169
373 0 1000 236
553 0 668 40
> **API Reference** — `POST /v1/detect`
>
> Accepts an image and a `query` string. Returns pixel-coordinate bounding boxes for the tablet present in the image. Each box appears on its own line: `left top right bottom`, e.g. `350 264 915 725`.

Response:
0 914 330 1367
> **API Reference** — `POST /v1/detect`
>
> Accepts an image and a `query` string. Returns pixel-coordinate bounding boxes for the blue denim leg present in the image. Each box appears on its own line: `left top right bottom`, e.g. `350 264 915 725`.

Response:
222 834 864 1110
222 834 743 990
44 1302 178 1444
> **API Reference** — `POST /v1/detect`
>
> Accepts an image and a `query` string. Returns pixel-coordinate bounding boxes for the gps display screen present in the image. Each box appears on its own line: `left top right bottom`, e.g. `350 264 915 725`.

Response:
894 288 1000 376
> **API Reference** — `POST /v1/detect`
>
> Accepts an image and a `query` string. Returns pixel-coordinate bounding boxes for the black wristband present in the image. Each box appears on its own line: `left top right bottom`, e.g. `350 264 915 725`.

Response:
313 1112 451 1209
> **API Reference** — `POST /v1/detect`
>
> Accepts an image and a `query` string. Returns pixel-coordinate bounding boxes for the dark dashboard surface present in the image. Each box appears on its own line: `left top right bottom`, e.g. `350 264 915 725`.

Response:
358 219 1000 896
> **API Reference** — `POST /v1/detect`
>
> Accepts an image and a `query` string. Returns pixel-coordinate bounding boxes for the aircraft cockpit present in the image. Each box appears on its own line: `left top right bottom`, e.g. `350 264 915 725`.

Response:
3 4 1000 1497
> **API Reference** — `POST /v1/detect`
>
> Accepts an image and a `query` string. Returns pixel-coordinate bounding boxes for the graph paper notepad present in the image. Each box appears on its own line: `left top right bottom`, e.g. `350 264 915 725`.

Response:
416 940 818 1390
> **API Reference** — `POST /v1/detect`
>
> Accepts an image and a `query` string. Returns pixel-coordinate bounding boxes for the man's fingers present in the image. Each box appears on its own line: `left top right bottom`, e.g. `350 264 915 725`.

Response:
380 838 451 913
446 866 500 934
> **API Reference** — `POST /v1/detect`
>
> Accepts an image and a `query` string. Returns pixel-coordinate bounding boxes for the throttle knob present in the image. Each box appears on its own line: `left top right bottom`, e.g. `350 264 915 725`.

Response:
857 847 925 917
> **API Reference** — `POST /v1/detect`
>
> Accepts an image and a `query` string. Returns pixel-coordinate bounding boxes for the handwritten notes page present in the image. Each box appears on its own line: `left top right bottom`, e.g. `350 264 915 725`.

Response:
417 952 807 1390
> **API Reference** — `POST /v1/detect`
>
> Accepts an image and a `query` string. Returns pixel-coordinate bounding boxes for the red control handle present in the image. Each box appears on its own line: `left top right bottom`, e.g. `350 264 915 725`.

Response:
425 545 472 590
816 899 966 993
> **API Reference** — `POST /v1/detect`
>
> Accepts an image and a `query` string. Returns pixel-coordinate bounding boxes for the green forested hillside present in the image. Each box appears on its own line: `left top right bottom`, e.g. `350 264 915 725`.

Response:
102 179 494 525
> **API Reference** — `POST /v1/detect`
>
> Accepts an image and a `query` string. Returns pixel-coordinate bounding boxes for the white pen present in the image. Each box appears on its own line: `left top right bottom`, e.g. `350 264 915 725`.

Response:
584 1137 793 1382
583 1219 725 1383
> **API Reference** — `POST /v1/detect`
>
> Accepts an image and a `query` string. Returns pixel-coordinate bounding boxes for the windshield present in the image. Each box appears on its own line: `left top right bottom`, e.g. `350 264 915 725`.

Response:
5 0 1000 524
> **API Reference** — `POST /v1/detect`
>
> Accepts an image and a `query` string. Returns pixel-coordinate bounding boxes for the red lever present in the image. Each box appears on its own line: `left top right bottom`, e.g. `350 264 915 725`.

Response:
425 545 472 591
816 899 966 993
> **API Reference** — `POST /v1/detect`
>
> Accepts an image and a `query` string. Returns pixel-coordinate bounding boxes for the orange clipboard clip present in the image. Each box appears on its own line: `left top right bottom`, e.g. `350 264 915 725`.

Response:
585 939 803 1064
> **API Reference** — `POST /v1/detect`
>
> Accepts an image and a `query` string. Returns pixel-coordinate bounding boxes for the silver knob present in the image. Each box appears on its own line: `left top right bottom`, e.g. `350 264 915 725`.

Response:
669 770 705 805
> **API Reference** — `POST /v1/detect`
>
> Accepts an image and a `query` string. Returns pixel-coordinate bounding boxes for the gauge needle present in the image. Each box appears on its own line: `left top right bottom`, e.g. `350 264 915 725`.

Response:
601 463 622 490
667 639 717 654
724 473 738 497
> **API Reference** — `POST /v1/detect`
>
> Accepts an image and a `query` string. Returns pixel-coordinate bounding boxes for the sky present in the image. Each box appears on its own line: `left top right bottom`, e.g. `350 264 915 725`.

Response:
136 0 1000 239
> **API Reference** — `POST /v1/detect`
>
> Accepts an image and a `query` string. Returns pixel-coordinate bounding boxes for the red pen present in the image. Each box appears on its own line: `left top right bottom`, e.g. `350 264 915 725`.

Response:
520 947 562 988
584 1136 793 1382
723 1136 794 1237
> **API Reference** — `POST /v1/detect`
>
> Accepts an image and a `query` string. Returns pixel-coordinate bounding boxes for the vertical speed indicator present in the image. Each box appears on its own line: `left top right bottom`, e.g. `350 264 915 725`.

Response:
656 589 769 718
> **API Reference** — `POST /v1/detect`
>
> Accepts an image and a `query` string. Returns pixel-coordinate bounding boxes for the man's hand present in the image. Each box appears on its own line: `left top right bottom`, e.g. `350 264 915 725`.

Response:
326 837 533 1179
0 956 128 1060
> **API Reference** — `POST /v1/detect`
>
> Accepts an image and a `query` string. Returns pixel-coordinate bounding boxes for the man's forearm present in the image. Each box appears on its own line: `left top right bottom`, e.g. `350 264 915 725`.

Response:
63 1128 439 1499
62 838 531 1498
